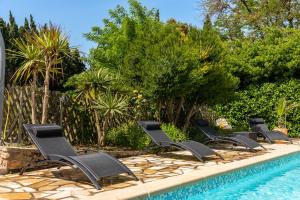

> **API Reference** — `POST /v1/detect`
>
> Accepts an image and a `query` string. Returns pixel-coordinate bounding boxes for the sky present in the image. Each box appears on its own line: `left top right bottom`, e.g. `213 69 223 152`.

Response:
0 0 204 55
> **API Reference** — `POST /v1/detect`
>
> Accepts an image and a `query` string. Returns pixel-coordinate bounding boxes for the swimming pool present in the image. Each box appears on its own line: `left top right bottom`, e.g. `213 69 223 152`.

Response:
147 152 300 200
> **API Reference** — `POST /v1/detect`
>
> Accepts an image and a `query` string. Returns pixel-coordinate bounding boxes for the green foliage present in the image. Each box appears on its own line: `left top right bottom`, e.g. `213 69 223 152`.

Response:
204 0 300 39
276 97 287 128
0 12 85 89
161 123 187 142
107 121 187 149
276 97 300 128
93 92 128 120
107 121 150 149
224 28 300 87
215 80 300 137
86 0 238 126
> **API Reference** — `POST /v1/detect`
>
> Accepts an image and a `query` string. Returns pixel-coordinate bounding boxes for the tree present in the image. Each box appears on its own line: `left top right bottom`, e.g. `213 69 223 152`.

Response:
203 0 300 39
93 92 128 146
224 27 300 87
0 13 85 88
8 35 43 124
31 26 70 124
29 15 37 33
65 68 120 146
86 0 238 128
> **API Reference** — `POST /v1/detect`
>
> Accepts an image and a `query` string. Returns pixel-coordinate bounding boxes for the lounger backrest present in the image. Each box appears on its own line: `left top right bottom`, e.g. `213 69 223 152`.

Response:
23 124 77 159
138 121 173 145
193 119 218 139
249 118 270 133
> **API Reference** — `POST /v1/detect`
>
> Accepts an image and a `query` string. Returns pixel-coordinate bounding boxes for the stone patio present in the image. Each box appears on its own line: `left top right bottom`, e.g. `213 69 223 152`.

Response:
0 142 298 200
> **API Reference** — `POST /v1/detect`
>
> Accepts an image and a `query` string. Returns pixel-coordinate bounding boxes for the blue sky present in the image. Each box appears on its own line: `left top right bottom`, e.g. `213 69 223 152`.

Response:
0 0 204 54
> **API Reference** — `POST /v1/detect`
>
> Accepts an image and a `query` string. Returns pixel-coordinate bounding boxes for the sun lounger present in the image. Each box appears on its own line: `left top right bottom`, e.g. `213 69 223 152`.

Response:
138 121 223 162
22 124 138 190
193 119 265 151
249 118 292 144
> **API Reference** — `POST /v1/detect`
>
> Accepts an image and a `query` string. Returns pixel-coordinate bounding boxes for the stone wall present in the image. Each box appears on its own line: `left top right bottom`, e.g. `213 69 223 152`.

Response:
0 146 144 175
0 146 43 174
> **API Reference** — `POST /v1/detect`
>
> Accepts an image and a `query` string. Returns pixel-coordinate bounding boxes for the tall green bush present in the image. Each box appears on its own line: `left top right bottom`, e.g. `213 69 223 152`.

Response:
107 121 150 150
107 121 188 149
215 80 300 137
161 123 187 142
85 0 238 127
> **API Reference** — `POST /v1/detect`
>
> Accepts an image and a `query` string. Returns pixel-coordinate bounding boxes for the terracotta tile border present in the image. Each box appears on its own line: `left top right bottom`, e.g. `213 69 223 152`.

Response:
92 145 300 200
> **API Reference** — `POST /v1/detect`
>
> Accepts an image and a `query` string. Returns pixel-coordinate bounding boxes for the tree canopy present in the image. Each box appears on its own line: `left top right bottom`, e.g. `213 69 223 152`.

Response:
0 12 85 90
203 0 300 39
85 0 238 127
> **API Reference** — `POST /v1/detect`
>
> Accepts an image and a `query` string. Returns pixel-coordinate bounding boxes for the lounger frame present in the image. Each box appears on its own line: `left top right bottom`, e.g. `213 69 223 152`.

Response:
249 118 292 144
23 124 138 190
138 121 223 161
193 119 265 151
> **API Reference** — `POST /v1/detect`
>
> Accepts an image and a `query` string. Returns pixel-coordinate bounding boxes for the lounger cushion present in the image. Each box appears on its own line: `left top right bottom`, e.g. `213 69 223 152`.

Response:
34 125 64 138
249 118 265 124
141 121 161 130
195 119 209 127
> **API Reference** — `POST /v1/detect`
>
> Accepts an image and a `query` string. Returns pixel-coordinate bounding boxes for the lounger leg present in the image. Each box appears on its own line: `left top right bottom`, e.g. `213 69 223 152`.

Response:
20 163 31 175
154 148 162 155
216 152 224 160
128 171 139 181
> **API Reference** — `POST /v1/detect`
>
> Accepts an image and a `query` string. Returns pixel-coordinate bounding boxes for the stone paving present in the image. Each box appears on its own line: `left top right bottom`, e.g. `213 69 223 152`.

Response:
0 143 295 200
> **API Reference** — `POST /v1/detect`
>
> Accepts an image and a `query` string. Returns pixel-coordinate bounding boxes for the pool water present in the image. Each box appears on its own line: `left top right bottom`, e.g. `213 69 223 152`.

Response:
147 152 300 200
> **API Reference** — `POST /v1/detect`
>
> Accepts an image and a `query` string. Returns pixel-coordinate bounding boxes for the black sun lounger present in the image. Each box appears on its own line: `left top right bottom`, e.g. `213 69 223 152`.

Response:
138 121 223 162
249 118 292 144
22 124 138 190
193 119 265 151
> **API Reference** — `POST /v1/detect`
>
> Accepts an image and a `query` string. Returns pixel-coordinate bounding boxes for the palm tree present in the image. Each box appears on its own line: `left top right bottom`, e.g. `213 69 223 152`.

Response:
93 92 128 146
31 26 70 124
8 35 43 124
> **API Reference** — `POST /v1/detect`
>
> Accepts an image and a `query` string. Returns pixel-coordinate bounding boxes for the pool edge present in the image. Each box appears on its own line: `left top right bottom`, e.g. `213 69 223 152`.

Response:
91 145 300 200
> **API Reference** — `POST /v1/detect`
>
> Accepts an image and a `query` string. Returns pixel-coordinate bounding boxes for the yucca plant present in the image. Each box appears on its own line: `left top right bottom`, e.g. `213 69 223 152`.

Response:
31 26 70 124
65 68 119 145
276 97 299 128
93 92 128 146
8 35 43 124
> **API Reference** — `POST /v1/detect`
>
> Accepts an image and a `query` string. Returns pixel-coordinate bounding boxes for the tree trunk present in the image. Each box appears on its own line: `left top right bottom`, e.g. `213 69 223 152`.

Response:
31 70 37 124
41 63 50 124
167 99 174 122
174 97 184 125
94 109 102 145
183 104 197 131
100 118 109 147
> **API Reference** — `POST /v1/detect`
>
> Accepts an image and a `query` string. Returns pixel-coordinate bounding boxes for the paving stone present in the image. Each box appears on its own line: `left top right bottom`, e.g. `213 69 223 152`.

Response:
0 186 12 193
0 182 21 189
0 192 32 200
32 192 51 199
38 185 59 191
57 184 83 191
46 191 72 199
17 178 42 186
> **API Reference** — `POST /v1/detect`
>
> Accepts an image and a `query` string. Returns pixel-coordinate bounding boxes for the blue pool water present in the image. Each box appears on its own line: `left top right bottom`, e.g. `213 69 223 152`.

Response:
147 152 300 200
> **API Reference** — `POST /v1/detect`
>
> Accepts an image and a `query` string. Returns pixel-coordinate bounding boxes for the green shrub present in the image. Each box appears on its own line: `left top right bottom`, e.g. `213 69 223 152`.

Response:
107 121 188 149
215 80 300 137
107 121 150 150
161 123 187 142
